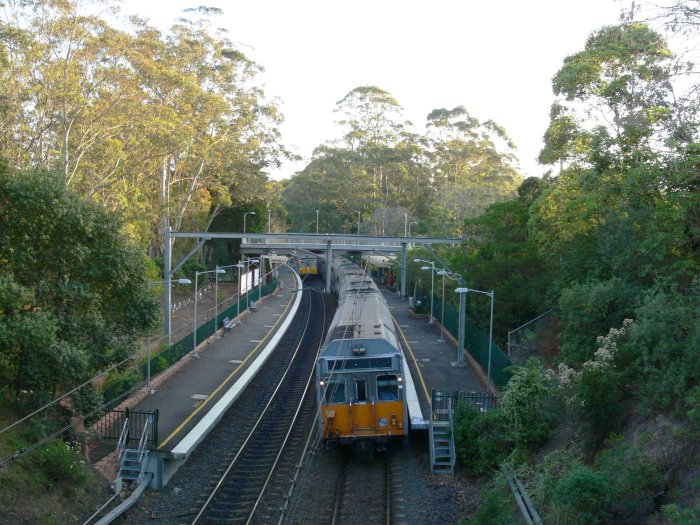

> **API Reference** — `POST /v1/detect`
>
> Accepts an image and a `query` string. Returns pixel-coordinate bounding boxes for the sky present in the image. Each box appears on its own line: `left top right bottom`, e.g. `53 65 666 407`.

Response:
117 0 624 180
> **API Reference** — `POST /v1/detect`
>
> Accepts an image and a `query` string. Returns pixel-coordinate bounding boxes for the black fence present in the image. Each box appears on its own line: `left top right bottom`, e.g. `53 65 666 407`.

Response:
431 389 499 421
93 407 159 449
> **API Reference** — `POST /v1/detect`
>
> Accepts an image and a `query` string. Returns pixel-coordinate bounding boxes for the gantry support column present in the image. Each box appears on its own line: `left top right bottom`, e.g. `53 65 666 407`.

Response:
325 240 333 293
400 242 407 298
163 226 172 343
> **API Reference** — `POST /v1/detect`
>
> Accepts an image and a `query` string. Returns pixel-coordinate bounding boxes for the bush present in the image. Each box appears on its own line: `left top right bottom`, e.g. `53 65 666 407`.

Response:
462 475 518 525
36 440 87 486
528 448 582 510
453 404 512 475
558 278 638 366
551 463 615 524
500 358 557 452
595 438 665 519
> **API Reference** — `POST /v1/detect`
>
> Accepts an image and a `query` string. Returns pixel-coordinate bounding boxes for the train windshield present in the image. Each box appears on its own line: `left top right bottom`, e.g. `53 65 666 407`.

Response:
325 357 393 372
377 375 399 401
323 377 346 403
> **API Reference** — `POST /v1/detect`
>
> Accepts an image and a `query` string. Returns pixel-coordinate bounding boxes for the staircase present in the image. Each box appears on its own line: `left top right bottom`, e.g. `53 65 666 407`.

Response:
429 396 456 474
112 414 153 491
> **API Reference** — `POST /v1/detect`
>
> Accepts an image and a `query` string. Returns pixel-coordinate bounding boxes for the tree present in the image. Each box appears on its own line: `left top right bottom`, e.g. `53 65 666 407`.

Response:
426 106 522 236
0 165 157 407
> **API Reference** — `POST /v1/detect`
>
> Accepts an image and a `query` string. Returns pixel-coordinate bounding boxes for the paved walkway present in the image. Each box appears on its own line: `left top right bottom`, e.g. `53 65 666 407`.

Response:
133 265 298 452
382 289 483 419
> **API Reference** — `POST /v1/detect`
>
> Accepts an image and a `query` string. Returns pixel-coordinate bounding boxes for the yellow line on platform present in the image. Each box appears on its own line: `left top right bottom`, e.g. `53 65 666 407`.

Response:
393 317 430 404
158 290 295 449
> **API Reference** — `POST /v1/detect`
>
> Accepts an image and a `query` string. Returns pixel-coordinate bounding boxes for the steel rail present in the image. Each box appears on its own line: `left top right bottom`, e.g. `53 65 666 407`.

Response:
191 286 315 524
246 289 327 524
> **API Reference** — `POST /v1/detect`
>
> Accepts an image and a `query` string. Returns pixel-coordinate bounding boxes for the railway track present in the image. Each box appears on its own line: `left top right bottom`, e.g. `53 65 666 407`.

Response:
190 281 327 525
330 452 405 525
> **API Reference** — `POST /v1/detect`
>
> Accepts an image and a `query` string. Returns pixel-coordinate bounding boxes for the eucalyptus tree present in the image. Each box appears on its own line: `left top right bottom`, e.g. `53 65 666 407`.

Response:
425 106 522 236
532 23 699 365
0 1 288 257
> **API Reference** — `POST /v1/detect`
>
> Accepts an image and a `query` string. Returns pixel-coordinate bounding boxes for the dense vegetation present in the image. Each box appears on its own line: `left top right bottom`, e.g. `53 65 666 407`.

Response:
1 0 699 523
451 17 700 525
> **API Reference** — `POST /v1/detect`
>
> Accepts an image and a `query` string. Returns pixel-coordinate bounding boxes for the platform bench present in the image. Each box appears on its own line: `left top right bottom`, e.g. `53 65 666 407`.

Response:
221 316 234 332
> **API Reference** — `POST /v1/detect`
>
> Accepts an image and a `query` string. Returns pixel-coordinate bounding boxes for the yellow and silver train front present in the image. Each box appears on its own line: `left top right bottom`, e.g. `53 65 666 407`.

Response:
317 340 408 454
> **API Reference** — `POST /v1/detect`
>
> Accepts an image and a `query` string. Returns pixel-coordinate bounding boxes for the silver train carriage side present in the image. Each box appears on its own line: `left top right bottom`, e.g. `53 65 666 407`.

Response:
316 256 408 455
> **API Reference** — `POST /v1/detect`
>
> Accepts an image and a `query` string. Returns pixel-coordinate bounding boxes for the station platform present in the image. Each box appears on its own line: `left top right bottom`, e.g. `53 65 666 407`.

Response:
134 264 301 473
381 289 483 429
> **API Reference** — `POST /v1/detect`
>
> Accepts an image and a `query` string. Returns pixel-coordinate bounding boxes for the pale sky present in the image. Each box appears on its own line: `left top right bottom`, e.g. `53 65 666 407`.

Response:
118 0 624 180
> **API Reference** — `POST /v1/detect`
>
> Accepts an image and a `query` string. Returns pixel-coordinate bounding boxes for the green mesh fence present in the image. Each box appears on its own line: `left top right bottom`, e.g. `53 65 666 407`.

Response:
103 279 278 403
416 291 512 389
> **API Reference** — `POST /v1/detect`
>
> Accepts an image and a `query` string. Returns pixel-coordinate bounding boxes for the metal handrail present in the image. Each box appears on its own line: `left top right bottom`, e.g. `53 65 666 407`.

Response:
136 416 151 463
116 418 129 463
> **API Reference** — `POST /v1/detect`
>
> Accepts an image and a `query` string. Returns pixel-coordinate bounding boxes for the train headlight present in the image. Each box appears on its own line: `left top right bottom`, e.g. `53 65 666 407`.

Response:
397 375 403 383
320 378 326 387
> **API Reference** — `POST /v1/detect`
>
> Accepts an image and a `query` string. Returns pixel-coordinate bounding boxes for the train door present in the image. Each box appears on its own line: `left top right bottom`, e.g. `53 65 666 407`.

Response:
352 375 374 430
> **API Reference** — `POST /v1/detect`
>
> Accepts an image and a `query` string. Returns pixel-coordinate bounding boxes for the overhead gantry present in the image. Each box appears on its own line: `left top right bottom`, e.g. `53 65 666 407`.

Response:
161 229 462 339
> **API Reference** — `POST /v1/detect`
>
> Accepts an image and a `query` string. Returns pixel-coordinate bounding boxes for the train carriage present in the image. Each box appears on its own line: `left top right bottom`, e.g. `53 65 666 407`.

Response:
316 256 408 456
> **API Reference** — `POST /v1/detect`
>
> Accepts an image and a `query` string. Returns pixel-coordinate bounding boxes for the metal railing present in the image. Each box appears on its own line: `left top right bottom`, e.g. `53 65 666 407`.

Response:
116 418 129 463
431 390 499 418
94 408 159 449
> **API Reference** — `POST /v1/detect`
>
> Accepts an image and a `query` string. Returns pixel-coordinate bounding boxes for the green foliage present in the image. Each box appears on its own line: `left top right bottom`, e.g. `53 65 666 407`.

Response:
686 385 700 430
0 168 157 407
461 476 518 525
551 463 615 524
577 364 625 450
528 448 582 510
500 359 557 451
461 198 548 339
557 278 638 365
595 437 665 519
70 384 103 424
623 283 700 406
36 441 87 486
453 404 512 475
102 368 144 404
661 503 700 525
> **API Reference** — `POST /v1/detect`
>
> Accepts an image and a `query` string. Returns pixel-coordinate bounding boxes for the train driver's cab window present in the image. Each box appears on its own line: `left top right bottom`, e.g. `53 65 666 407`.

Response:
324 377 345 403
355 379 368 402
377 375 399 401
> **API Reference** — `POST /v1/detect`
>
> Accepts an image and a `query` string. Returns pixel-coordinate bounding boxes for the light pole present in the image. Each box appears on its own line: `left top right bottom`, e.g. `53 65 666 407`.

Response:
215 264 243 332
234 261 245 325
455 287 495 395
193 269 225 358
245 257 260 314
316 209 319 234
404 213 408 237
243 211 256 234
437 270 447 342
147 278 190 393
267 209 271 234
414 258 436 324
357 210 361 236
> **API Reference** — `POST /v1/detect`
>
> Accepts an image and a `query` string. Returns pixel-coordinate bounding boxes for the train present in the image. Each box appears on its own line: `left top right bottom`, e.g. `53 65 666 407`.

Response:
294 254 318 276
316 256 408 457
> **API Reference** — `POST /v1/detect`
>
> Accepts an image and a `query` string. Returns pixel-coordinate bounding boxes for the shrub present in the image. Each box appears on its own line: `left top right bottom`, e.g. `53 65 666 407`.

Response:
528 448 582 510
453 404 512 476
624 284 700 409
557 278 638 366
595 438 665 519
36 441 86 486
686 385 700 430
500 358 557 452
462 475 518 525
551 463 615 524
